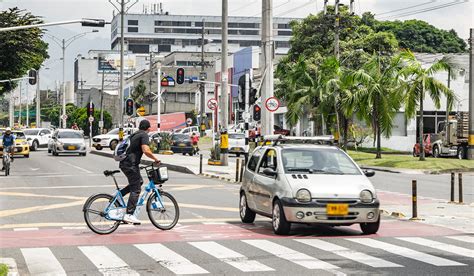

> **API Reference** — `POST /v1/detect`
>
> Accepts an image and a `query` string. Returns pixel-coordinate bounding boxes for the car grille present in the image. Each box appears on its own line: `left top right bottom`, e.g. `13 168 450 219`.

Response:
313 211 359 220
315 199 359 205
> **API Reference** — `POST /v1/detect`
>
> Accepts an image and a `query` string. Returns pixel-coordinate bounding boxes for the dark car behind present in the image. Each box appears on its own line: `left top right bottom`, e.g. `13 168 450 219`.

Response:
170 134 194 155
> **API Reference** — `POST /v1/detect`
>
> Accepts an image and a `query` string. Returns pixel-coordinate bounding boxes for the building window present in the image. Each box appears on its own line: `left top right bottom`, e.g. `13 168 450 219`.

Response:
195 21 203 27
278 30 292 36
208 29 221 35
239 29 259 35
128 27 138 33
276 41 290 48
228 29 238 35
240 40 260 47
205 22 221 28
128 20 138 25
278 23 290 29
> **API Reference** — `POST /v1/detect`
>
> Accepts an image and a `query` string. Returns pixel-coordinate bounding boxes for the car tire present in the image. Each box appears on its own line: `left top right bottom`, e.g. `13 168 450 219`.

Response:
240 192 256 223
457 147 465 160
360 216 380 235
109 140 118 151
81 153 87 157
95 145 103 151
48 148 51 154
432 145 440 158
24 154 29 158
272 199 291 235
31 140 38 151
53 149 58 156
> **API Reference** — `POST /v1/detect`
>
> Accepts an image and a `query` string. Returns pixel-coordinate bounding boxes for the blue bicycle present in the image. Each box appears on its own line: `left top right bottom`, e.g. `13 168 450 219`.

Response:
83 164 179 234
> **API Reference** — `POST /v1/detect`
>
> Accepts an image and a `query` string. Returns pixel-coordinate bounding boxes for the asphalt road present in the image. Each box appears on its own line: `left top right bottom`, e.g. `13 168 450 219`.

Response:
0 149 472 275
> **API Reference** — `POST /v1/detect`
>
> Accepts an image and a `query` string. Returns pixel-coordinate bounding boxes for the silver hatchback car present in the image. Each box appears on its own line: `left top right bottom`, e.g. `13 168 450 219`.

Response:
239 136 380 235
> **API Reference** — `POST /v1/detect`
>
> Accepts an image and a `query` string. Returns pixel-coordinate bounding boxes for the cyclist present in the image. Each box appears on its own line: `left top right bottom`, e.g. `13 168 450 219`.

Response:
120 119 161 224
2 127 15 171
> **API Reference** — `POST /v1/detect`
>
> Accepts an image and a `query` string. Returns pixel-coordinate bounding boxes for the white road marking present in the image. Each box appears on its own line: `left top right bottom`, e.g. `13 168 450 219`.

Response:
62 226 87 230
243 239 343 275
296 239 403 268
201 222 230 225
0 258 19 276
135 243 208 274
346 238 466 266
79 246 139 275
190 241 274 272
21 248 66 276
446 235 474 244
13 227 39 231
58 160 93 173
398 237 474 258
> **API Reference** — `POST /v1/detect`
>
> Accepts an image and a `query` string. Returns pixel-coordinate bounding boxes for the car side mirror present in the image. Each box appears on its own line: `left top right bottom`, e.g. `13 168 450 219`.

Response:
364 170 375 177
263 168 278 177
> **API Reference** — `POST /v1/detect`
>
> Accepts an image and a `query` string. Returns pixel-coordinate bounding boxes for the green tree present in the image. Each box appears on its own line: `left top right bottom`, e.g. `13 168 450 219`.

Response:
70 107 112 136
401 51 455 161
0 8 49 95
131 80 147 107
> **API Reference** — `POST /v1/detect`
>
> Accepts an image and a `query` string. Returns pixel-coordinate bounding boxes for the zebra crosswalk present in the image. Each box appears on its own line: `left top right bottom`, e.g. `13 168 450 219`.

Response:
3 235 473 275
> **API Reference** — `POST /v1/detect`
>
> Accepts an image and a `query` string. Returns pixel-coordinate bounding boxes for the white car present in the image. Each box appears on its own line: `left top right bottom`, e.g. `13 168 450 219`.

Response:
228 132 246 156
23 128 52 151
92 128 135 150
240 136 379 235
174 126 200 137
48 129 87 156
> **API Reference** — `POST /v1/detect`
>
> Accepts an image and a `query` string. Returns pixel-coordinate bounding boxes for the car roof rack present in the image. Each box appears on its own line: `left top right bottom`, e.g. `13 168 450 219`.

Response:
262 135 335 146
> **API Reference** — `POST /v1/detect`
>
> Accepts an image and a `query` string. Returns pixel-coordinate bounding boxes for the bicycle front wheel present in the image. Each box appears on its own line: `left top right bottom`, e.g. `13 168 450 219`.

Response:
147 191 179 230
83 193 120 234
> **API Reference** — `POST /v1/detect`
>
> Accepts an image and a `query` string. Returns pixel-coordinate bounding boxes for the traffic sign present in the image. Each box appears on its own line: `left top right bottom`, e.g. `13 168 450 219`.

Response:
242 112 250 120
186 118 193 125
137 106 146 116
265 97 280 112
207 98 218 110
61 114 68 120
89 116 94 123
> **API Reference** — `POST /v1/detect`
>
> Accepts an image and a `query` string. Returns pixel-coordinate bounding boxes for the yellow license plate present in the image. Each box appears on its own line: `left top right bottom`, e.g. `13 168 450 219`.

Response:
179 143 186 147
68 146 76 150
326 204 349 216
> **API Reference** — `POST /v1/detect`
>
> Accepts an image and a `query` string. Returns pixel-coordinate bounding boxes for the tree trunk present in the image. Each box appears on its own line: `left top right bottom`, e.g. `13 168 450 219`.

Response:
374 100 381 159
343 117 349 151
419 87 425 161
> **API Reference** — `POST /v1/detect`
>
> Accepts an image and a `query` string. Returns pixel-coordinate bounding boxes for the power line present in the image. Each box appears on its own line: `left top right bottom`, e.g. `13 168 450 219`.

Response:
378 0 469 20
375 1 435 16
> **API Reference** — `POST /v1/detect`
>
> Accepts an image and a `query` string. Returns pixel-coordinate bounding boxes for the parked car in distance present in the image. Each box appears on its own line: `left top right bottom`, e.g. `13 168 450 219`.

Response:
92 128 135 150
413 133 434 157
274 125 290 136
174 126 200 137
49 129 87 156
0 129 30 158
23 128 52 151
229 132 246 157
170 133 194 155
239 136 379 235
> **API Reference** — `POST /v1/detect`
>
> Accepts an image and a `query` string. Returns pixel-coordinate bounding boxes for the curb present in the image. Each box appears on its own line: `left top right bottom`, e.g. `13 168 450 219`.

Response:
360 166 401 174
90 150 194 175
200 173 237 183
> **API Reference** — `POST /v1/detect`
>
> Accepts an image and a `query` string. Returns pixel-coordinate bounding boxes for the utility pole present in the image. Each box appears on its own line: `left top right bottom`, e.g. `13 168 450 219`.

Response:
100 69 105 134
334 0 341 142
62 38 66 128
244 71 250 164
148 51 154 114
261 0 275 136
468 28 474 159
446 68 451 144
200 18 206 137
18 81 22 126
26 81 29 127
220 0 229 166
78 77 86 107
36 69 41 127
157 62 162 132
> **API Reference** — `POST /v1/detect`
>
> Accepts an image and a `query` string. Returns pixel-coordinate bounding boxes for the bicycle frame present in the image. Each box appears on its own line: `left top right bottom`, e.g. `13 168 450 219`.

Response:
104 175 165 221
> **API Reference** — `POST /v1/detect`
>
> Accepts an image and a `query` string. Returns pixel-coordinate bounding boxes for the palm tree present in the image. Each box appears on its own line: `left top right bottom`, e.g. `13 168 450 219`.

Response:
352 53 405 158
400 51 455 161
131 80 147 109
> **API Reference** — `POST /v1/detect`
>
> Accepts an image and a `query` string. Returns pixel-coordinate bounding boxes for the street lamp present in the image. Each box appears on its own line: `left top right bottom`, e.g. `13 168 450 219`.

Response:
45 29 99 128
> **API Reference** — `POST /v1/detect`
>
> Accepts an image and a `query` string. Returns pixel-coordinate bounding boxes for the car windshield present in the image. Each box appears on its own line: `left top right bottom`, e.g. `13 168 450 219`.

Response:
24 129 40 135
282 148 361 175
12 132 26 139
172 134 189 141
107 128 119 135
229 133 245 139
58 132 83 139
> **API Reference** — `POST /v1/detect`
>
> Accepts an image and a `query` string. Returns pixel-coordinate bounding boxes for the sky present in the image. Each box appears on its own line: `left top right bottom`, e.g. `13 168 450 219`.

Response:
1 0 473 96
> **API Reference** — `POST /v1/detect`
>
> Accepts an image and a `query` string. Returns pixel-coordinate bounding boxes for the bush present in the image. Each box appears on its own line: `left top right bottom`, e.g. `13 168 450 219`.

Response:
0 264 8 276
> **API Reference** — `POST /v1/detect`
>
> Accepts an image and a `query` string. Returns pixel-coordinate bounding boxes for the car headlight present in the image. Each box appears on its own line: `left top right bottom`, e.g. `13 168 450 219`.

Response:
22 141 28 145
360 190 374 203
296 189 311 202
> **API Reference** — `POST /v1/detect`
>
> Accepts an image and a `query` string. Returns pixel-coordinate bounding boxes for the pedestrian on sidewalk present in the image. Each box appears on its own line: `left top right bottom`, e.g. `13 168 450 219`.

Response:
191 132 199 155
119 119 161 224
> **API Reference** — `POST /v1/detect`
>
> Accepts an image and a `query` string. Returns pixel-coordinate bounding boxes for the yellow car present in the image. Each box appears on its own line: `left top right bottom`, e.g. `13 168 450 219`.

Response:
0 129 30 158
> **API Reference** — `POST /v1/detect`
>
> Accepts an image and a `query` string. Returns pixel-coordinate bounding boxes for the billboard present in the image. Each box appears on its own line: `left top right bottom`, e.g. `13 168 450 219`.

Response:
98 53 136 72
138 112 187 131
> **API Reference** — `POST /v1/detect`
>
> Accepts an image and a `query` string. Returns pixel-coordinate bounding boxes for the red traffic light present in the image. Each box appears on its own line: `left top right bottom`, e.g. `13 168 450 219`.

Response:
176 68 185 84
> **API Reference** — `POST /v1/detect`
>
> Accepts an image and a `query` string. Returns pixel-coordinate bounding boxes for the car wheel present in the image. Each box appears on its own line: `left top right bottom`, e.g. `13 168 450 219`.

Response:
240 192 256 223
81 153 87 157
360 216 380 235
236 153 241 157
53 148 58 156
432 145 440 158
188 152 193 156
457 147 465 160
109 140 118 151
31 140 38 151
95 145 103 151
24 154 29 158
48 149 51 153
272 199 291 235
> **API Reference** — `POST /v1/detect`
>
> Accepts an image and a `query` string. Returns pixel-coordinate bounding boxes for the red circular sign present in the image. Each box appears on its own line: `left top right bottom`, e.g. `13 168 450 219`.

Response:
265 97 280 112
207 99 218 110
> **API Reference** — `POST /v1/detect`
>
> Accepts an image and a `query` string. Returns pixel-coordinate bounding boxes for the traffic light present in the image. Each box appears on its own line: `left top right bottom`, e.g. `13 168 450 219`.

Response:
81 18 106 27
125 98 134 116
249 88 257 105
87 102 95 117
176 68 185 84
253 105 261 121
28 69 37 85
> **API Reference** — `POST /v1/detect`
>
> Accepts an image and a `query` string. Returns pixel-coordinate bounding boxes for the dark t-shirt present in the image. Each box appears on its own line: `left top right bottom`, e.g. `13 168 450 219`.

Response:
119 130 150 168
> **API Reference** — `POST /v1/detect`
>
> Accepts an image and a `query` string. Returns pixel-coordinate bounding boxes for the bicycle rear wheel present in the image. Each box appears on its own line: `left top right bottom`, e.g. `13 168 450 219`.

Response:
83 193 120 234
147 191 179 230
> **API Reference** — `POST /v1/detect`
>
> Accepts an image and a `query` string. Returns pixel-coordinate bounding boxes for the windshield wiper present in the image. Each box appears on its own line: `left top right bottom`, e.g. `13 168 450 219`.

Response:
286 168 344 175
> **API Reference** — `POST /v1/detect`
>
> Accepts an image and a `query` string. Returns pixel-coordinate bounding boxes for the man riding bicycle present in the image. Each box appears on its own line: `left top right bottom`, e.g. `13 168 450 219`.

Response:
2 127 15 171
120 120 161 224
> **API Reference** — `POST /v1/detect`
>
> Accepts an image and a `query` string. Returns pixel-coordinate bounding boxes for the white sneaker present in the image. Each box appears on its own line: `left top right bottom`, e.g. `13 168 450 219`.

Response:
122 214 141 224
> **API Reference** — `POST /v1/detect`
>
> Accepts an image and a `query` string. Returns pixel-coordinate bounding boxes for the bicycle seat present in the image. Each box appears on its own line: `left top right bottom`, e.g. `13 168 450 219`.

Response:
103 170 120 177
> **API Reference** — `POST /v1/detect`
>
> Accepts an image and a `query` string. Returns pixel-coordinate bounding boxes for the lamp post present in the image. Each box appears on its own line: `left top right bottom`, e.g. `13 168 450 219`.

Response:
45 30 98 128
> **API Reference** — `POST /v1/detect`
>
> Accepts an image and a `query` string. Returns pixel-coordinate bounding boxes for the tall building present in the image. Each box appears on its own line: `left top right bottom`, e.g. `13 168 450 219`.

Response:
110 12 295 55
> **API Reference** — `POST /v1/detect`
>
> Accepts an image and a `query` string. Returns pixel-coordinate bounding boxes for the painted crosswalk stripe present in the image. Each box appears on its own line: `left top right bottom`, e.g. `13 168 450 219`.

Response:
135 243 208 274
446 235 474 244
295 239 403 268
398 237 474 258
243 239 343 274
13 227 39 231
346 238 466 266
190 241 274 272
21 248 66 276
79 246 139 275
